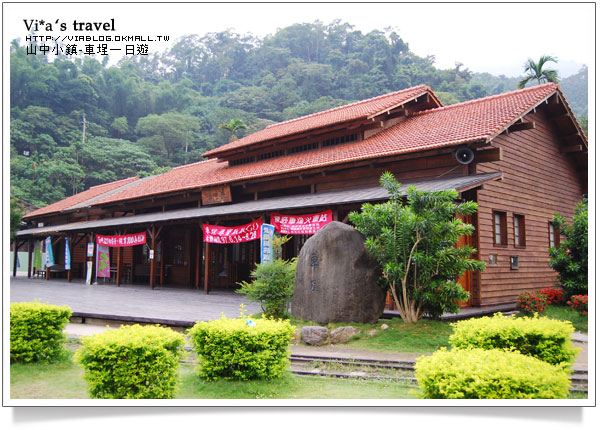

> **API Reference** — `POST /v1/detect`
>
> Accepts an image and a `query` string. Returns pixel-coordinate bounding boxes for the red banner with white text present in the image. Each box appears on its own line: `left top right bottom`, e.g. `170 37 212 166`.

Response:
97 232 146 247
270 210 332 235
203 219 262 244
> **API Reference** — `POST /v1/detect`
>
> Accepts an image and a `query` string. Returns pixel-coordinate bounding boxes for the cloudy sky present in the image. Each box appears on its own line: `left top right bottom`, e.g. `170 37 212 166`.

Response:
3 2 595 78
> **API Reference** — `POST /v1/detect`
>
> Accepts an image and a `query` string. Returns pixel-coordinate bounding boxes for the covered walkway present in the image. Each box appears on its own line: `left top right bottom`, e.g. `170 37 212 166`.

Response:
9 277 261 324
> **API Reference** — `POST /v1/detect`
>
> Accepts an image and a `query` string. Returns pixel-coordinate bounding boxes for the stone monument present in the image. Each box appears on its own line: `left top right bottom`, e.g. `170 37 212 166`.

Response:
291 221 386 323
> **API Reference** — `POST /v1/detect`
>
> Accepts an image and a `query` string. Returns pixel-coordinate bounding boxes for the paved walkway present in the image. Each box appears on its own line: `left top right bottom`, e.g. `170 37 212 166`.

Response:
10 277 260 323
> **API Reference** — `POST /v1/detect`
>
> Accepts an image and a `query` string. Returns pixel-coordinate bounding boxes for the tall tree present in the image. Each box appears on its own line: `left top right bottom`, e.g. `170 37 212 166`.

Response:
517 55 559 88
218 119 248 142
349 172 485 322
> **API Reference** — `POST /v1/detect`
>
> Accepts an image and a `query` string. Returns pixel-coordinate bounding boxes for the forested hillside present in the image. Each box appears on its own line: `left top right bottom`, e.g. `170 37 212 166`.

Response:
10 21 588 207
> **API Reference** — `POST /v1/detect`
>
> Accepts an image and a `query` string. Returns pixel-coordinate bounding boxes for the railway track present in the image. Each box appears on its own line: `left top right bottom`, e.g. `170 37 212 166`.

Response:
288 354 589 394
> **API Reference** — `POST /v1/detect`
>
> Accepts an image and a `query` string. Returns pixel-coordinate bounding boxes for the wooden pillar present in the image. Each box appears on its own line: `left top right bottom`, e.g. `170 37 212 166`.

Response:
12 239 20 277
27 239 33 278
150 226 156 290
204 241 210 294
195 228 201 289
67 236 73 282
87 233 96 284
148 225 162 290
116 245 123 286
159 240 165 285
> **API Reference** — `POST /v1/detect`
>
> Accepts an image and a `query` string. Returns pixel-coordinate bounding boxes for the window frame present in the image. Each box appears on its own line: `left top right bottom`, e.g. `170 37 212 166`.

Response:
513 213 526 248
493 210 508 247
549 221 560 248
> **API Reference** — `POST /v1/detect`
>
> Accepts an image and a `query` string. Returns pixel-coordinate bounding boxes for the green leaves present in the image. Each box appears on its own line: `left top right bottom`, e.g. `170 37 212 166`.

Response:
350 172 485 321
188 317 295 381
549 199 588 297
415 348 571 399
449 312 578 367
236 258 297 318
75 325 185 399
10 302 72 363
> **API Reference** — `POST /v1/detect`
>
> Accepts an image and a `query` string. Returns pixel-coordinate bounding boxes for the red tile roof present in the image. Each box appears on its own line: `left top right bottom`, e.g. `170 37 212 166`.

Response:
202 85 439 158
94 83 559 206
23 177 139 219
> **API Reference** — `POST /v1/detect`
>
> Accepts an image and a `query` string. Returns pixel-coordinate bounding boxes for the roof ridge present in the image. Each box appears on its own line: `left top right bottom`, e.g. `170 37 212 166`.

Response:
413 83 557 117
264 84 429 129
89 176 138 190
172 159 213 170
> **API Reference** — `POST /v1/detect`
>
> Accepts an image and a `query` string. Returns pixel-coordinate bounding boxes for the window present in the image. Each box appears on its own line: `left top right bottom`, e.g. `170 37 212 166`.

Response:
493 211 507 246
514 214 526 247
549 222 560 248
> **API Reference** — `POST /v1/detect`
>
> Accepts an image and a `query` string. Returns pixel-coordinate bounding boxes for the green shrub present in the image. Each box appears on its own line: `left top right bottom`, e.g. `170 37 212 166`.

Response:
448 313 578 367
237 257 297 318
74 324 185 399
188 315 295 381
415 348 571 399
549 199 587 297
10 302 72 363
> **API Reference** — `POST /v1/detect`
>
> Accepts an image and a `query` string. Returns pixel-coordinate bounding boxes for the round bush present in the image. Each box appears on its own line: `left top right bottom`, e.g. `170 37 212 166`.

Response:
415 348 571 399
448 312 578 367
74 325 185 399
10 302 72 363
189 316 295 380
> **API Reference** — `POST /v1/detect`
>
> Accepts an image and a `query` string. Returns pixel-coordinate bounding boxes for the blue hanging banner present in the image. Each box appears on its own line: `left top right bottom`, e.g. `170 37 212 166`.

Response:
260 224 275 264
64 237 71 271
44 236 55 268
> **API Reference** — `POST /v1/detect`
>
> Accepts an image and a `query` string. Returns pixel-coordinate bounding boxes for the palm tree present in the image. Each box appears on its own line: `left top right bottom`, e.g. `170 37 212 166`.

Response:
518 55 559 89
219 119 248 142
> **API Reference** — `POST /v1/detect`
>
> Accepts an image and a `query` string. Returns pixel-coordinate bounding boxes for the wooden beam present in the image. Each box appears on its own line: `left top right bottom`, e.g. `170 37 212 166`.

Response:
160 240 165 285
507 121 535 133
474 147 503 164
559 145 583 153
116 245 123 286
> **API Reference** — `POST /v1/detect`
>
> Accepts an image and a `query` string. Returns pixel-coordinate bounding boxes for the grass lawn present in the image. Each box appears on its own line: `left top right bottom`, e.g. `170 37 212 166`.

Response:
541 304 588 333
10 358 417 400
289 317 453 354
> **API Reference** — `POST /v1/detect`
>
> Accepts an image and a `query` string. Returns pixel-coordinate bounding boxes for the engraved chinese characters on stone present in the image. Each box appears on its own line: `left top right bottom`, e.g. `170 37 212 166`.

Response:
310 280 318 293
310 253 319 267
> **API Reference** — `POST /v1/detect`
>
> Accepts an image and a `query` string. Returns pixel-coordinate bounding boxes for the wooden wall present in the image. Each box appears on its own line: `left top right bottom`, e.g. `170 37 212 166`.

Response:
474 110 585 306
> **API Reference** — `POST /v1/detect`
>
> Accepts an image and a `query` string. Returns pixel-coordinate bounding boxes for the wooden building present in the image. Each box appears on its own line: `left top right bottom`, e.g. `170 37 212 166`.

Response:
14 83 587 307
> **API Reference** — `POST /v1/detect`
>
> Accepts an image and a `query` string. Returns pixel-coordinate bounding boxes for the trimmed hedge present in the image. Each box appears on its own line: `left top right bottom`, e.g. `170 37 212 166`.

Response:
415 348 571 399
10 302 72 363
449 312 578 367
74 325 185 399
189 316 295 380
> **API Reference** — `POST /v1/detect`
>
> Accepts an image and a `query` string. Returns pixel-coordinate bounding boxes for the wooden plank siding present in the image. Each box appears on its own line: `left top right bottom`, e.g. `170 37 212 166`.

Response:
474 110 585 306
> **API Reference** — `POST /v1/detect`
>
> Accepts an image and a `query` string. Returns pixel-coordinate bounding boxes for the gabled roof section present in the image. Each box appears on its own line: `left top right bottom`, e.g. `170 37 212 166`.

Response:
17 172 503 237
202 85 441 158
93 85 563 206
23 177 140 219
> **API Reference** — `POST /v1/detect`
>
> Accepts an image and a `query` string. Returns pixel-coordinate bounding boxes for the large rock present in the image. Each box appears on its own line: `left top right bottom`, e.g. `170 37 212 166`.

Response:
330 326 361 344
292 221 386 324
301 326 330 345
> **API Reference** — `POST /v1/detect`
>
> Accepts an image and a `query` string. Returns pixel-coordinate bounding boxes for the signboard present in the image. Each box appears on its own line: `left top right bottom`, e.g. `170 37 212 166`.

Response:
97 232 146 247
203 219 262 244
260 224 275 264
96 245 110 278
64 238 71 271
86 261 93 285
87 243 94 257
44 236 55 268
270 210 333 235
202 185 232 205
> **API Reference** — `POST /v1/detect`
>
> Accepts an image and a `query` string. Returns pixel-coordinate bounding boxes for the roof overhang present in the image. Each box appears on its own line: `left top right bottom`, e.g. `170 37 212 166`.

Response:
16 172 502 238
